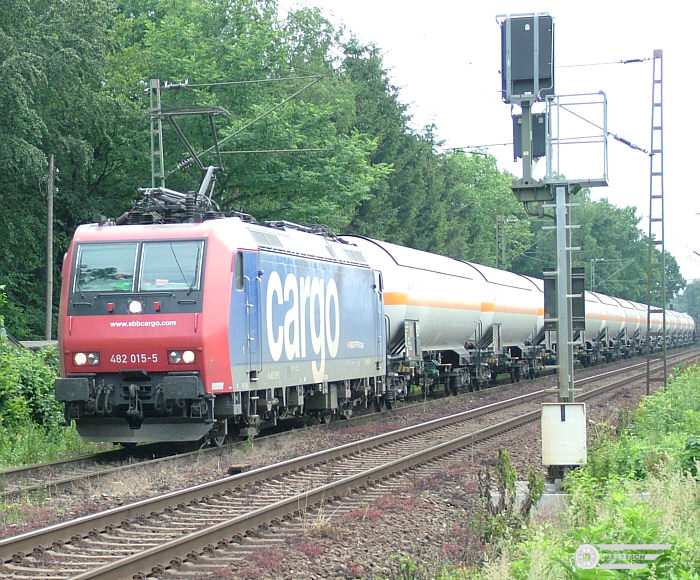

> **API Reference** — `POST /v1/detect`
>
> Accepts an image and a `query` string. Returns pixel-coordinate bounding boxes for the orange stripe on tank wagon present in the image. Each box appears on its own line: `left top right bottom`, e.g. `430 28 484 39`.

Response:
382 292 541 315
383 292 409 305
384 291 479 310
484 303 544 316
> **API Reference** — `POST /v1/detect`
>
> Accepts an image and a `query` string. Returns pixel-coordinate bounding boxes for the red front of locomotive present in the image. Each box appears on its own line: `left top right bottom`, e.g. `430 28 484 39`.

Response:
55 220 235 443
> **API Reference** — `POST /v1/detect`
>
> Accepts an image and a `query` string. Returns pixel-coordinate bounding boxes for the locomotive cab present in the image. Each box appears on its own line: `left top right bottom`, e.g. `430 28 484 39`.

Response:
55 228 214 443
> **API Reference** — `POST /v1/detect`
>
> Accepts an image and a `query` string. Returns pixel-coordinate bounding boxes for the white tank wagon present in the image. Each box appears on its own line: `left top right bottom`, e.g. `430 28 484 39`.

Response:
340 235 695 393
664 309 695 345
579 291 627 364
612 297 643 357
341 236 545 390
628 301 650 351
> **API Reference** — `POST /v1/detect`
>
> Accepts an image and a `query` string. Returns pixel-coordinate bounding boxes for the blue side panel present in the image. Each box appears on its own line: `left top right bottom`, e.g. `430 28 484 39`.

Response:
229 251 383 386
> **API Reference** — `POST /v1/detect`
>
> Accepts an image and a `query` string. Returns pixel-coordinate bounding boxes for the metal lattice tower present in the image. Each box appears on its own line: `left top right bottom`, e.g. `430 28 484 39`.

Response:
150 79 166 188
646 49 667 394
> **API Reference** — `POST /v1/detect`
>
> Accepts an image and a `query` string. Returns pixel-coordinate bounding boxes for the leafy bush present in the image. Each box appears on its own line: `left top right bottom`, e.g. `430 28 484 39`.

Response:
0 341 62 429
632 368 700 436
0 334 100 467
583 364 700 482
476 448 544 545
682 436 700 477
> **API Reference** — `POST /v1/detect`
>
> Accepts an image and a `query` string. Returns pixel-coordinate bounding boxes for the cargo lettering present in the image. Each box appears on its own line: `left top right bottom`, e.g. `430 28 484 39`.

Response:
266 271 340 382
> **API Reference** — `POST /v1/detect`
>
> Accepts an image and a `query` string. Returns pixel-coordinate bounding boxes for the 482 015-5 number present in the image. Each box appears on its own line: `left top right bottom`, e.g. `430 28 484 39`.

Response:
110 353 158 364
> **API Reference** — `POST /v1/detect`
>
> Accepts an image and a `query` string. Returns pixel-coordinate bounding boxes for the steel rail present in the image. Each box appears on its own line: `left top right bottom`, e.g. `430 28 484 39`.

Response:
0 445 163 498
0 384 550 563
71 414 539 580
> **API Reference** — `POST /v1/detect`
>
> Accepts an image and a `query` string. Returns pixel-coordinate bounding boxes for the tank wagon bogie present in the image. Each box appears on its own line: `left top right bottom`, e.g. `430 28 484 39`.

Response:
55 216 696 445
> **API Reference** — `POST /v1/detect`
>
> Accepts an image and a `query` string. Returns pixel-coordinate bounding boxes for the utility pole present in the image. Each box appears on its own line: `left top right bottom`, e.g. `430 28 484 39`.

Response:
45 155 55 340
150 79 165 188
496 215 517 270
646 49 667 395
495 215 504 269
590 258 604 292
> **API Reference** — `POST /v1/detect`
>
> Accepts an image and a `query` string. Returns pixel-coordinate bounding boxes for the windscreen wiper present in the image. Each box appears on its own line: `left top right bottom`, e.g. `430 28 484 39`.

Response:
187 244 201 296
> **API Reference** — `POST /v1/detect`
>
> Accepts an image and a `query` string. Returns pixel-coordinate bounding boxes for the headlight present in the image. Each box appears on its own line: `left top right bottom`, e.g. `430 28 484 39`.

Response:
73 352 100 366
128 300 143 314
168 350 196 365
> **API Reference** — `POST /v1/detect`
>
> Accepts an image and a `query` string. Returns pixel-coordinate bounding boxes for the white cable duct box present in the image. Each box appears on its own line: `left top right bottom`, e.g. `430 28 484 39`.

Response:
541 403 587 465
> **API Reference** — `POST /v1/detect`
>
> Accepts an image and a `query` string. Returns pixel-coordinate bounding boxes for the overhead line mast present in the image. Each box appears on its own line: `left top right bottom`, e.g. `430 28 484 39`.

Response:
646 49 667 394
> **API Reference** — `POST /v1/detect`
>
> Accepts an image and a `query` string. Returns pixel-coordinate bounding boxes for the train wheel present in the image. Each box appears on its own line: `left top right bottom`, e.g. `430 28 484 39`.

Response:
208 421 228 448
339 401 353 419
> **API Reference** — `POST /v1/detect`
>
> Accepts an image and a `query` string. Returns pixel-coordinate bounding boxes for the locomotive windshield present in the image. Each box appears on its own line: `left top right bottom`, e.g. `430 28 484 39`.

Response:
139 241 203 292
75 243 138 292
73 240 204 294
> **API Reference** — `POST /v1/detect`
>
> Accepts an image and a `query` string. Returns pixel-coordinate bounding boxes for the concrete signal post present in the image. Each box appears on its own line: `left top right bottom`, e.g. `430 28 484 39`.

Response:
499 14 609 479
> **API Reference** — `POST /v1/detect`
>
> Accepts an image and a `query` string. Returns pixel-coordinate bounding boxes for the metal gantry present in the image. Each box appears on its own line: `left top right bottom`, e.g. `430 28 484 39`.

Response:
646 49 667 394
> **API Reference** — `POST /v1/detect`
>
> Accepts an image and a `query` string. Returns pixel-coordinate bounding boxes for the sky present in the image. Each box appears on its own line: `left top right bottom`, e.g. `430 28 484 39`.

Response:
277 0 700 284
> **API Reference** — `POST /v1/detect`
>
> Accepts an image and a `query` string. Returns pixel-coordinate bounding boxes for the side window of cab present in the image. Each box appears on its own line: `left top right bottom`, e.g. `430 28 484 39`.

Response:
235 252 244 291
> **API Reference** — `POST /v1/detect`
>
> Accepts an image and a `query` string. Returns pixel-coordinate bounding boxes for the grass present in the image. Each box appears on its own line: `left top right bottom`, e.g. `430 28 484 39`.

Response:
0 420 103 470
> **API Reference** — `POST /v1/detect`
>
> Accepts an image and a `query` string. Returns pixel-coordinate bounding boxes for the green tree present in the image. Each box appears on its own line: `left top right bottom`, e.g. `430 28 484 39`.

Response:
0 0 113 338
106 0 387 231
675 279 700 319
341 41 530 266
439 151 531 266
511 193 684 303
0 0 689 340
343 38 424 243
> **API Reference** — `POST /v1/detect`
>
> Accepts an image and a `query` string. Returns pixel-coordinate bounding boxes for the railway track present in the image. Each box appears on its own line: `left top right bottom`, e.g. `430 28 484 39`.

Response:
1 347 696 579
0 348 694 504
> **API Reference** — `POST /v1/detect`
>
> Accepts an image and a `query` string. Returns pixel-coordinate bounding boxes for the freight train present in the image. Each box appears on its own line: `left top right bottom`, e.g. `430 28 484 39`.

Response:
54 184 696 445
